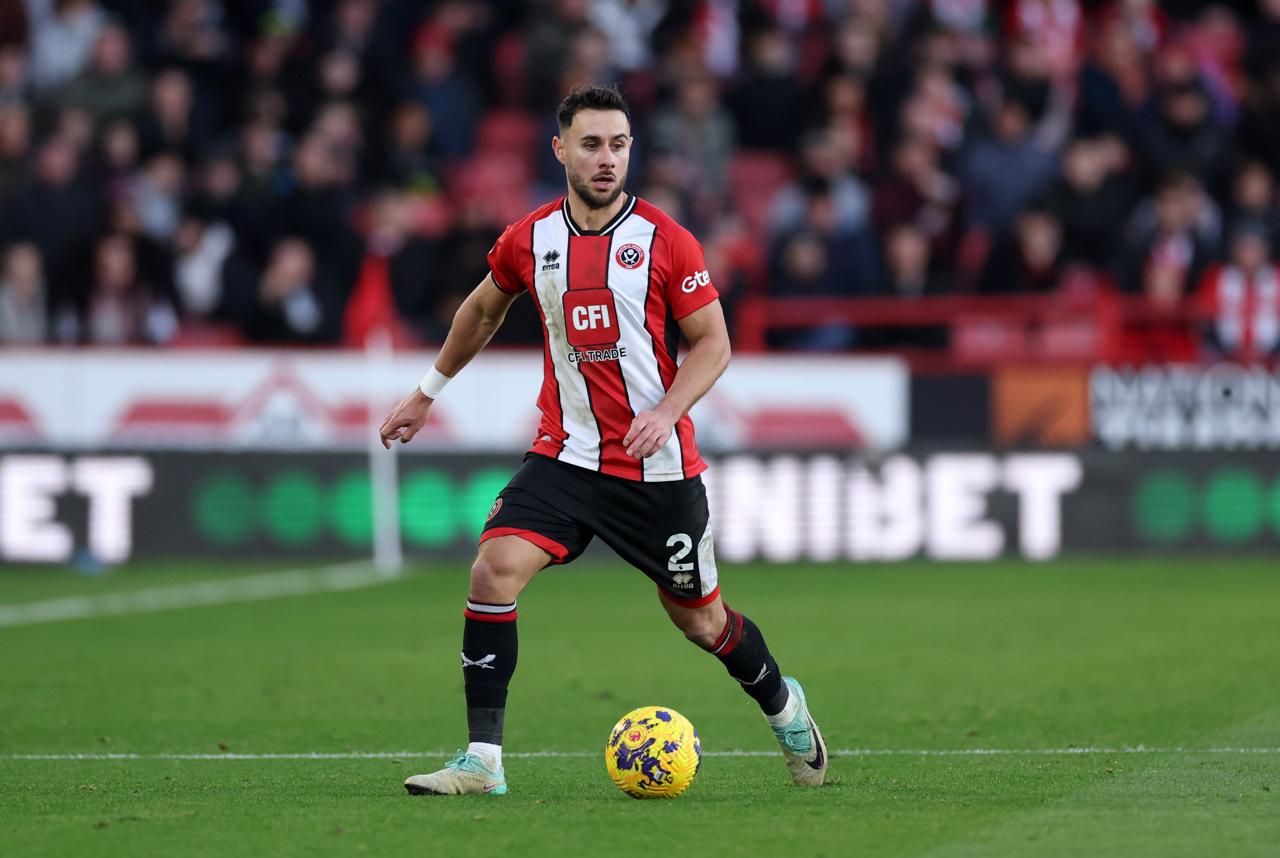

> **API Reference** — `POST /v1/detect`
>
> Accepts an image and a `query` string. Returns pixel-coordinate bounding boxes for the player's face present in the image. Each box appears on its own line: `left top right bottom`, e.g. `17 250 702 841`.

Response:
554 109 632 210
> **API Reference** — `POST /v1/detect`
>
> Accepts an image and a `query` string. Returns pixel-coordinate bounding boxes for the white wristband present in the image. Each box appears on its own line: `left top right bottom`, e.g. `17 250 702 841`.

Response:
419 367 453 399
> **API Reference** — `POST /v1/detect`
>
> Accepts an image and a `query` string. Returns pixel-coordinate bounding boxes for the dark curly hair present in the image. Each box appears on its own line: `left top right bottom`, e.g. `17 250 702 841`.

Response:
556 84 631 132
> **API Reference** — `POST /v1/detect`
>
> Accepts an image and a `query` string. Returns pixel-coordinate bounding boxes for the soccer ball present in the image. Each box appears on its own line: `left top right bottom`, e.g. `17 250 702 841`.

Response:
604 705 701 799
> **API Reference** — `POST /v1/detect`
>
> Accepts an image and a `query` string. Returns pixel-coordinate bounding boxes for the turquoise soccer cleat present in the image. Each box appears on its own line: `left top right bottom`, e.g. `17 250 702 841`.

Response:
769 676 828 786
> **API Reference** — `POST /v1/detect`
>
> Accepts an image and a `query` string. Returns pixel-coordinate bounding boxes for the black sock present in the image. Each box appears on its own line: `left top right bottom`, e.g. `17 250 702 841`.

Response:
462 600 519 745
705 604 788 716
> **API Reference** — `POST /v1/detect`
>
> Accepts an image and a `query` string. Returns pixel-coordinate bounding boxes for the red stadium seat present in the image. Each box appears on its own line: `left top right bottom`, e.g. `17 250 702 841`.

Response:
476 109 539 159
950 315 1028 362
728 150 793 235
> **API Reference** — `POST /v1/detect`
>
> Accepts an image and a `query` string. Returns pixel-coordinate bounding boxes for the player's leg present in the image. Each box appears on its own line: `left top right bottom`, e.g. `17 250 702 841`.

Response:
588 469 828 786
460 535 549 755
404 536 549 797
657 589 828 787
657 590 785 710
405 456 592 797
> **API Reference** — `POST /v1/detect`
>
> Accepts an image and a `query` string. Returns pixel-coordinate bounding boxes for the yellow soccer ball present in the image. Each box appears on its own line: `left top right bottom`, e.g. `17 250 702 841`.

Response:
604 705 701 799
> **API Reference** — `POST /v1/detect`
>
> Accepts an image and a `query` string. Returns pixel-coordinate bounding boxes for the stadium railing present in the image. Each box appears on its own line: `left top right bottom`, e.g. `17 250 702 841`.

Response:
734 290 1217 369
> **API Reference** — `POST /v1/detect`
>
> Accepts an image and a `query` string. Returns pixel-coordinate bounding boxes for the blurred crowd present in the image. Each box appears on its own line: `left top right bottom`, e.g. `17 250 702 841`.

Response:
1 0 1279 359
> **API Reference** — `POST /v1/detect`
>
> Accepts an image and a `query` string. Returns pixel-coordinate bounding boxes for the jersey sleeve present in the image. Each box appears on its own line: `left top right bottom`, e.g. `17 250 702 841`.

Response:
664 228 720 319
486 223 525 295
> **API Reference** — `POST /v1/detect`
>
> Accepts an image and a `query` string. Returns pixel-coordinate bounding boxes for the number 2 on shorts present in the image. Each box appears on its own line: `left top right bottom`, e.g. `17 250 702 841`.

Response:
667 533 694 572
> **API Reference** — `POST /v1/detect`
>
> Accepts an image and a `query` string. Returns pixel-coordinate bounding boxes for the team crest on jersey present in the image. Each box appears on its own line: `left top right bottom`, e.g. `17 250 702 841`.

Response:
486 498 503 521
615 243 645 269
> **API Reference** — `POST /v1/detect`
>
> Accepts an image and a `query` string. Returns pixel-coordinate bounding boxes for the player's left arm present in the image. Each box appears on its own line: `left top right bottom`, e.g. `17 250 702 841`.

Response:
623 299 730 458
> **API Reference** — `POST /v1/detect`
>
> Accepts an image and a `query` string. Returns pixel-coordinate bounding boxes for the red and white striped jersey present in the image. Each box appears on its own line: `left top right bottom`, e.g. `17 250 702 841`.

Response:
487 194 720 482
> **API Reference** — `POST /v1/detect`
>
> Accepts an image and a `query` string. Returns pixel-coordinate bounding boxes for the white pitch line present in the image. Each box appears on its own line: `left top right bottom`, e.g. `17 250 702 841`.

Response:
3 747 1278 761
0 562 393 629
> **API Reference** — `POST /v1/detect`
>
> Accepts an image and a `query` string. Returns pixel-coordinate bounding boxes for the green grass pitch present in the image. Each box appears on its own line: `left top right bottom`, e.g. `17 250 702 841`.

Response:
1 556 1277 857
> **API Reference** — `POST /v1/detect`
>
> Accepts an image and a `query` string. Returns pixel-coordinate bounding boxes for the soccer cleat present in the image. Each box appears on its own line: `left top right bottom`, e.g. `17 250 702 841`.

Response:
404 751 508 796
769 676 828 786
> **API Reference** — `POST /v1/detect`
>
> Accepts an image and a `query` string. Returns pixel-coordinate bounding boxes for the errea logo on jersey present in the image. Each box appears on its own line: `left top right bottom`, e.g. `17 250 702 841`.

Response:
681 269 711 293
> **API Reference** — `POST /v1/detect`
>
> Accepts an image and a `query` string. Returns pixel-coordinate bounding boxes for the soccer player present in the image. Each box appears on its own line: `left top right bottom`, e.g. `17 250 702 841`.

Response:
379 84 827 795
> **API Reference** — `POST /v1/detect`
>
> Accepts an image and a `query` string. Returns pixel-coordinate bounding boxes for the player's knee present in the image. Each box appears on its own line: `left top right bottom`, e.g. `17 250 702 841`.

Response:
469 553 524 602
671 608 722 649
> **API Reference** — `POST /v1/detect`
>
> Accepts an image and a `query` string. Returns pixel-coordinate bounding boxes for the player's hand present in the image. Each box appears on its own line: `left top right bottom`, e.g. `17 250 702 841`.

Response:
624 407 675 458
379 388 433 449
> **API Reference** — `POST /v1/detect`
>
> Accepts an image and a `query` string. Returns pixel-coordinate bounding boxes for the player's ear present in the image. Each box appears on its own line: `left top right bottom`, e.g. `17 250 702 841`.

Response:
551 136 566 165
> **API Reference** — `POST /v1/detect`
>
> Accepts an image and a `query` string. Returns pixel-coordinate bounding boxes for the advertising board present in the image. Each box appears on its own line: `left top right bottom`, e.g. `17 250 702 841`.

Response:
7 449 1265 566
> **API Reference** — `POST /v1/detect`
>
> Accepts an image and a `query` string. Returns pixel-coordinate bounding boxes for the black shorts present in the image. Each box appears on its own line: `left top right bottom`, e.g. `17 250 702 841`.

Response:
480 453 720 607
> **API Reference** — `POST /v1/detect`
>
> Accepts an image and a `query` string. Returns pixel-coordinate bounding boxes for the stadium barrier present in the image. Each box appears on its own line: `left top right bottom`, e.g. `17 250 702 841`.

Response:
2 449 1276 566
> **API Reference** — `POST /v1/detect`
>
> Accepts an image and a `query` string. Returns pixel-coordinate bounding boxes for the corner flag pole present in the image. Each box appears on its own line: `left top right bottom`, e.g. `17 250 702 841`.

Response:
365 327 403 576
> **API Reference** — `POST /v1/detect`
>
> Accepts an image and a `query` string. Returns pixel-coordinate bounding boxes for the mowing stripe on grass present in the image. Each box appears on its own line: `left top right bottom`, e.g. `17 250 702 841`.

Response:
0 562 391 629
3 747 1278 761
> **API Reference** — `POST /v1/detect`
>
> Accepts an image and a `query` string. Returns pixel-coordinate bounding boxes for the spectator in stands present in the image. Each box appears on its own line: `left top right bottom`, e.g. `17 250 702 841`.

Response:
588 0 664 76
83 233 176 345
343 188 437 347
1245 0 1280 83
9 0 1280 355
825 16 881 81
275 133 362 298
558 24 616 98
0 43 31 106
960 87 1058 236
872 133 959 265
154 0 231 71
1136 54 1233 194
310 101 364 187
1124 170 1219 307
0 103 30 203
817 72 875 175
244 237 328 343
172 210 246 324
980 202 1066 294
366 100 440 191
52 104 94 157
771 126 871 237
1076 12 1152 140
650 74 735 205
408 24 480 158
768 177 879 348
0 242 46 344
1051 135 1135 269
136 67 197 162
730 26 806 152
1226 158 1280 252
129 151 184 243
1196 219 1280 361
1239 59 1280 177
868 222 948 350
2 135 103 321
524 0 593 110
57 21 145 124
29 0 105 93
95 116 140 197
189 148 240 221
898 64 971 158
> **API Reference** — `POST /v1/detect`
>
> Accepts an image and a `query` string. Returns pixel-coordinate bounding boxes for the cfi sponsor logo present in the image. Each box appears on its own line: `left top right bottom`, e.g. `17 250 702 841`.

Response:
615 243 645 269
487 497 503 520
680 269 711 293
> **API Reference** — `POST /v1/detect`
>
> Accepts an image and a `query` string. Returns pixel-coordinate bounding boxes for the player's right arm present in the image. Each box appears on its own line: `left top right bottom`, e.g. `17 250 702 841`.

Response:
379 273 521 449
